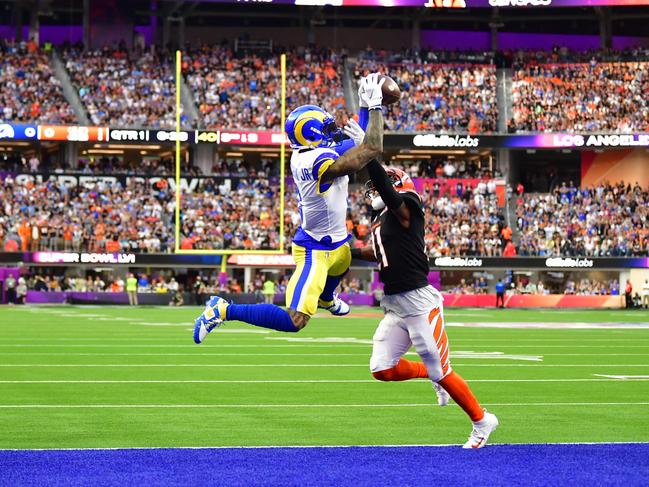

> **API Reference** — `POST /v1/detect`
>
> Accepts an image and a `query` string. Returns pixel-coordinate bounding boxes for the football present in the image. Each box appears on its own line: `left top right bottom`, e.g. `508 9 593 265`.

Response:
381 75 401 105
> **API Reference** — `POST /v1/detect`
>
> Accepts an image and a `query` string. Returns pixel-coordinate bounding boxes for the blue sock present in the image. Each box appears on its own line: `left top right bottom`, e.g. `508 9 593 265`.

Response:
319 275 343 303
226 304 298 333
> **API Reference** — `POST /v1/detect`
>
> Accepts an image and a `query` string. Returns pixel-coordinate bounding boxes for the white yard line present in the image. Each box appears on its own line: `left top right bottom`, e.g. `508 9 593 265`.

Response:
1 344 649 349
0 351 543 361
0 402 647 409
2 441 648 452
0 378 647 384
0 363 648 367
0 353 371 357
593 374 649 379
447 322 649 329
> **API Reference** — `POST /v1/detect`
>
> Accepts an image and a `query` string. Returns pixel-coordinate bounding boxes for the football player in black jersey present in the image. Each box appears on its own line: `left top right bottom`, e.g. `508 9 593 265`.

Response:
351 160 499 449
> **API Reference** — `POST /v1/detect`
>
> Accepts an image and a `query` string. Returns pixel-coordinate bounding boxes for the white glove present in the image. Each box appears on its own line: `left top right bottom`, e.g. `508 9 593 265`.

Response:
360 73 385 110
358 82 368 109
343 118 365 147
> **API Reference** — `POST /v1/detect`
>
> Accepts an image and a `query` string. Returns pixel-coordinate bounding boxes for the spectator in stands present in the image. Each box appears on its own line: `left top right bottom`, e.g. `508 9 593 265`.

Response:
356 58 497 133
516 182 648 257
65 46 178 128
0 41 76 124
185 46 344 130
511 60 649 133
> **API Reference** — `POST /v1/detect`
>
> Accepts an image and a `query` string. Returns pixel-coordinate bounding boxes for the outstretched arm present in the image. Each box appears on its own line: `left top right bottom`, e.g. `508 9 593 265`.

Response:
321 107 383 183
320 73 385 183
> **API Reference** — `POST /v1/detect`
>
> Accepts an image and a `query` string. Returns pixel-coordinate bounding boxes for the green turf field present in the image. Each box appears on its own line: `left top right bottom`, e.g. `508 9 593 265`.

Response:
1 305 648 449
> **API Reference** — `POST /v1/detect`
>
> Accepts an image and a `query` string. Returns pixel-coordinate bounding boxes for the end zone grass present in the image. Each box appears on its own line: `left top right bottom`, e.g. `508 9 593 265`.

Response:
0 306 648 449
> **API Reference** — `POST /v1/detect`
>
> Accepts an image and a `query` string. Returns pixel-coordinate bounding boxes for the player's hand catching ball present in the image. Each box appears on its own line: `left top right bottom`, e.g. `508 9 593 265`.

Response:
360 73 385 111
343 118 365 147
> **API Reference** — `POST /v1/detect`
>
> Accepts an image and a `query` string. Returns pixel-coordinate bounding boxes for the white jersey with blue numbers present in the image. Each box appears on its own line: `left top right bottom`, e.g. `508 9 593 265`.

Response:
290 147 350 249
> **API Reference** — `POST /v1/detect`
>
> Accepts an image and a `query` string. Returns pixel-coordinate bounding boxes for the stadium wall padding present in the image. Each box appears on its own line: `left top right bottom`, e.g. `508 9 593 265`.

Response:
441 293 624 308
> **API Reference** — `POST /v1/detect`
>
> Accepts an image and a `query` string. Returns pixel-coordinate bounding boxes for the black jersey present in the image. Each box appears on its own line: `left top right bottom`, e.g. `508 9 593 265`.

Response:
371 192 430 295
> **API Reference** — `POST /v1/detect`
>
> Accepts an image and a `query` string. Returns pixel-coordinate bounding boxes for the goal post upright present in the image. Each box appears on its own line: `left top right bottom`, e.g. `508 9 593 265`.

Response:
174 50 287 256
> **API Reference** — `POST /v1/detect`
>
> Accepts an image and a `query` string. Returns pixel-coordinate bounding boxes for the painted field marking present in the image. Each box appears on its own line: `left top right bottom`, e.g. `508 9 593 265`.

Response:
594 374 649 380
0 352 641 357
447 322 649 329
129 325 271 333
0 351 543 361
0 364 648 368
2 344 649 349
266 337 649 343
2 441 648 452
4 337 649 343
1 378 648 384
0 402 647 409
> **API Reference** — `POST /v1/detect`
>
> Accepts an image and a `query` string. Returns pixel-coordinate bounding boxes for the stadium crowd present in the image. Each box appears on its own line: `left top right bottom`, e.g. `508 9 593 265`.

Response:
355 59 498 133
516 182 649 257
7 41 649 135
0 40 76 124
344 178 508 257
511 60 649 133
0 173 283 253
185 46 345 130
64 46 178 128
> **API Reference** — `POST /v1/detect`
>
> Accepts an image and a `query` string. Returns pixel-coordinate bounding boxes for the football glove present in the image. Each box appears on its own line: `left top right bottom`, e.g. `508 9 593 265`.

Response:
358 82 368 109
360 73 385 111
343 118 365 147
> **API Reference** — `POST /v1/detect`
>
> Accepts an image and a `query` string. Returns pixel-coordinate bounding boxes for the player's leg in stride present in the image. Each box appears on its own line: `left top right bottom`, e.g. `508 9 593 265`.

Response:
193 74 386 343
370 301 498 449
353 160 497 447
194 241 352 344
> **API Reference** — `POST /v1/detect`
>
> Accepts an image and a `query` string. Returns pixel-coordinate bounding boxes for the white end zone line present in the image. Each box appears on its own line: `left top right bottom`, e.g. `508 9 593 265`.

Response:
0 364 648 367
2 344 649 349
0 402 648 409
447 322 649 329
594 374 649 380
1 378 648 384
1 441 648 452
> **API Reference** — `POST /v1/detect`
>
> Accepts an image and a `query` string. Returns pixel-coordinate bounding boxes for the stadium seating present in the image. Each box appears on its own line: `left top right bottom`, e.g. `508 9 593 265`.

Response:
515 182 649 256
511 61 649 133
345 179 505 257
0 174 282 253
0 42 76 124
354 58 498 133
185 47 345 130
64 47 177 128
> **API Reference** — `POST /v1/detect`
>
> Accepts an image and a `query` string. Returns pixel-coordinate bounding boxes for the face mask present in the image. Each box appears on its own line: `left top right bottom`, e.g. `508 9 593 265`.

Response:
371 195 386 211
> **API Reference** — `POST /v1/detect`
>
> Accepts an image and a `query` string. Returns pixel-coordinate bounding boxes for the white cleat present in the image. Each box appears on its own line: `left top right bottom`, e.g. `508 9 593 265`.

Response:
432 382 451 406
319 293 350 316
462 410 499 449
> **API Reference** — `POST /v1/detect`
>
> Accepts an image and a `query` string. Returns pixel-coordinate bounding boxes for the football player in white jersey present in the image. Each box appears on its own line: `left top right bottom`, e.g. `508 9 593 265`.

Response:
193 73 386 342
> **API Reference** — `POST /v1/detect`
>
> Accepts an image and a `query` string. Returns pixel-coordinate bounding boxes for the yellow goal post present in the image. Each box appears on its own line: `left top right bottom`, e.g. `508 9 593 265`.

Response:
173 50 287 256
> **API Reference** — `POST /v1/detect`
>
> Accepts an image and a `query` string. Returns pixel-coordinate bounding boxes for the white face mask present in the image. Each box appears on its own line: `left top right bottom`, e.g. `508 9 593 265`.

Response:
371 195 386 211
